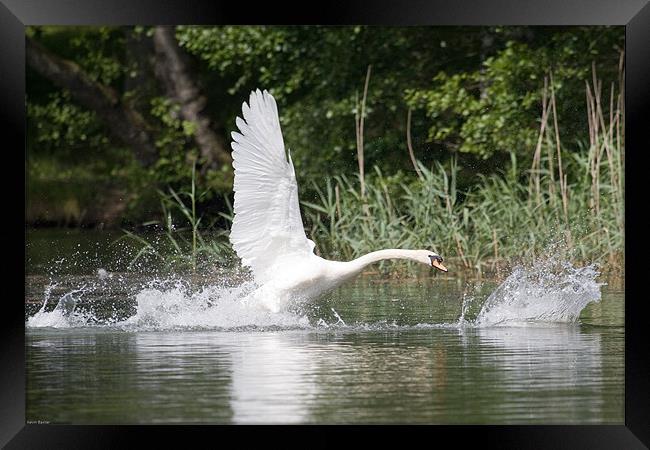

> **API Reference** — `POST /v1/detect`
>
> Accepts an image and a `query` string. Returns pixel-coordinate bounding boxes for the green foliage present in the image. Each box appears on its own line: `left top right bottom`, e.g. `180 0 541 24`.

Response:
26 24 625 262
175 26 487 177
29 26 127 87
27 91 108 154
148 96 198 184
117 162 235 272
115 36 624 278
301 49 625 278
405 29 623 161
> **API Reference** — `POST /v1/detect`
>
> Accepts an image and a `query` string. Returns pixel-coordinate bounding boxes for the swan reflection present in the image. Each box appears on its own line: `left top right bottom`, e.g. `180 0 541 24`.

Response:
224 332 321 423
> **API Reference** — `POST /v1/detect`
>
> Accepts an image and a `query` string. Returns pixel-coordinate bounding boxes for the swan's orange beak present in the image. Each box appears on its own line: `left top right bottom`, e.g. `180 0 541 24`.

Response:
431 259 448 272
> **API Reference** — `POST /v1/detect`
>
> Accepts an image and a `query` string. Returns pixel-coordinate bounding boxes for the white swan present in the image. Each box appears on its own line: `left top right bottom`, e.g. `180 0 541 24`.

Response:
230 89 447 312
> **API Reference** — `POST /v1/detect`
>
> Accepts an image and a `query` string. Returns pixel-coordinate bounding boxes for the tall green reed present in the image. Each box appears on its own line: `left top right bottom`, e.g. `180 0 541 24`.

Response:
116 160 234 273
303 66 624 278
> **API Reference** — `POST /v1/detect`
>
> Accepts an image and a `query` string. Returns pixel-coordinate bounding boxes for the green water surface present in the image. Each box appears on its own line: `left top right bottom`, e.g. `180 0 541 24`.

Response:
25 229 624 424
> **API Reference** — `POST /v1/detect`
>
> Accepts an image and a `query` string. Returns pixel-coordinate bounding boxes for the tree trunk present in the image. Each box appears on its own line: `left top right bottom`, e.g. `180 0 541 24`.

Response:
152 26 231 170
26 37 158 167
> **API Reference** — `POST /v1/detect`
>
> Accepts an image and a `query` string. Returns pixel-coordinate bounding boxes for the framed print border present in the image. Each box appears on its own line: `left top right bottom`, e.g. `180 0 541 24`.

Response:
2 1 648 447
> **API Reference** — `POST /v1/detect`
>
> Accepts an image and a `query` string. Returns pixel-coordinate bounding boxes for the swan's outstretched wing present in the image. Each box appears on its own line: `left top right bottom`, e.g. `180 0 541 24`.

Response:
230 89 316 282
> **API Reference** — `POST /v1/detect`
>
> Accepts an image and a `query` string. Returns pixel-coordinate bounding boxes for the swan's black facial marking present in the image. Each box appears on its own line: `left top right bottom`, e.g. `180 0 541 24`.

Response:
428 255 448 272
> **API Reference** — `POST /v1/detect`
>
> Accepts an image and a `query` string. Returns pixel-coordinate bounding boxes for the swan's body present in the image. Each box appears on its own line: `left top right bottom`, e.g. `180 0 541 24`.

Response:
230 90 447 312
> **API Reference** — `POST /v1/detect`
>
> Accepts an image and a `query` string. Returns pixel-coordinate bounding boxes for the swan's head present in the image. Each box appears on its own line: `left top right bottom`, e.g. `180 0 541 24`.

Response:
423 251 448 273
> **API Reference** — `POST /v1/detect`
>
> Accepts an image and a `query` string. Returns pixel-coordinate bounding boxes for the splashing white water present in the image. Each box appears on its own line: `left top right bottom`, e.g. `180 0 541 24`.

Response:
26 276 315 331
120 281 310 330
471 261 603 327
27 258 603 331
27 284 92 328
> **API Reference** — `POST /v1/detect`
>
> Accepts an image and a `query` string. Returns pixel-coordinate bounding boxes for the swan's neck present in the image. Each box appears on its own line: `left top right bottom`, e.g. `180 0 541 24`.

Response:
347 249 423 273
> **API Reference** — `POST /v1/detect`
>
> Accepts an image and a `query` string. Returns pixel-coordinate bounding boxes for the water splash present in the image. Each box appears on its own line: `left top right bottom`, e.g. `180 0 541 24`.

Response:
27 284 92 328
120 281 310 330
26 256 603 331
469 261 603 327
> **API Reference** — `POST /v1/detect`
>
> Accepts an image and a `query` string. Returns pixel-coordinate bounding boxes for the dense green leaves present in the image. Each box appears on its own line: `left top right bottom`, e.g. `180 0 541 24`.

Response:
405 31 623 161
26 25 623 233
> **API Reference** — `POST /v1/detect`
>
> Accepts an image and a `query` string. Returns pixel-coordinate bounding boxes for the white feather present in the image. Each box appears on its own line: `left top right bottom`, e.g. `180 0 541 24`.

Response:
230 90 315 283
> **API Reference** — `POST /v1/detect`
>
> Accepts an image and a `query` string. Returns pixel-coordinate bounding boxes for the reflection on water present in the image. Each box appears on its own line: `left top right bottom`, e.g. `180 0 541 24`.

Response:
227 333 319 424
27 298 624 424
465 326 608 423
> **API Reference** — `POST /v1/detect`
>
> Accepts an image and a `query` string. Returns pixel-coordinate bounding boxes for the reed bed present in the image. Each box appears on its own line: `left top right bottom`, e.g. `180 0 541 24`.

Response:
118 161 235 273
303 69 624 279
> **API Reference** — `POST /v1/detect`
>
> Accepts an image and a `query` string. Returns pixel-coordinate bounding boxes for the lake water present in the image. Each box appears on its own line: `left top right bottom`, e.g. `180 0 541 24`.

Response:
25 229 624 424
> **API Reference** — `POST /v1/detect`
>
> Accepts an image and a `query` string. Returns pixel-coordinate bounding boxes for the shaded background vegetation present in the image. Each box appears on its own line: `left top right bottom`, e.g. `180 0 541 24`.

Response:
26 26 624 276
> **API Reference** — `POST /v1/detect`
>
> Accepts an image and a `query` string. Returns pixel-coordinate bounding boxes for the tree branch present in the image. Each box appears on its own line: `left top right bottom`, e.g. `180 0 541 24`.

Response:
26 37 158 167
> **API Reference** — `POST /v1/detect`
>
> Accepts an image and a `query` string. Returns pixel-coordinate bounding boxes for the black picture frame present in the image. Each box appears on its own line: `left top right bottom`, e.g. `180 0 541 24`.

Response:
3 0 648 447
